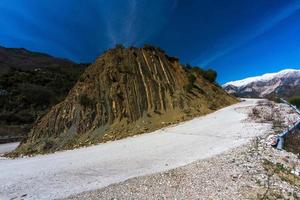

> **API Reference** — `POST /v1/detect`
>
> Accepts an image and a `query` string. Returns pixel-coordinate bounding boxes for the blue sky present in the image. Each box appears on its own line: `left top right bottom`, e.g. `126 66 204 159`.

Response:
0 0 300 84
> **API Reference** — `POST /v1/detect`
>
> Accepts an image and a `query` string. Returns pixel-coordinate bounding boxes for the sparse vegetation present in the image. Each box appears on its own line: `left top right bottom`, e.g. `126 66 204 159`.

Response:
183 64 217 83
289 95 300 108
184 73 196 93
115 44 125 49
143 44 165 53
263 159 300 188
19 83 53 106
202 69 217 83
0 64 87 142
285 130 300 154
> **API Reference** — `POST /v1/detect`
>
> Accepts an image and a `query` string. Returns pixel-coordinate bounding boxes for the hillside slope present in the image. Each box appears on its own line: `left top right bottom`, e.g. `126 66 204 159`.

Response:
223 69 300 98
14 46 237 155
0 46 87 143
0 45 76 75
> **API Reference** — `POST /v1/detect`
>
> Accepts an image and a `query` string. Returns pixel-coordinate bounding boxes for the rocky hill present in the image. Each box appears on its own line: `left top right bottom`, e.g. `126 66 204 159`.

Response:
13 45 237 155
223 69 300 98
0 46 88 143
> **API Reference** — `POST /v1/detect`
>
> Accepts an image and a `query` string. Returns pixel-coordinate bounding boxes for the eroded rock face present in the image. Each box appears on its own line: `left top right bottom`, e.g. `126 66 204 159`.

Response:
15 46 237 155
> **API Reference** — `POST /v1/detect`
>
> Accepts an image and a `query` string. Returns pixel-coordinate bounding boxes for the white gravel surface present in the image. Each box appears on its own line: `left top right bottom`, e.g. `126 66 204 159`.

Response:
0 99 271 200
67 100 300 200
0 142 19 155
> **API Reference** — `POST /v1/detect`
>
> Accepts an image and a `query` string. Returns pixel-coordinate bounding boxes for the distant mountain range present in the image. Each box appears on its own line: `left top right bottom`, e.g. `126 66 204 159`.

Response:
223 69 300 98
0 45 75 75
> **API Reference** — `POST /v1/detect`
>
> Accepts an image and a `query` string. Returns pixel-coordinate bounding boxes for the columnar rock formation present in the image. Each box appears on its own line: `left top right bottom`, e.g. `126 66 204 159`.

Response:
15 46 237 155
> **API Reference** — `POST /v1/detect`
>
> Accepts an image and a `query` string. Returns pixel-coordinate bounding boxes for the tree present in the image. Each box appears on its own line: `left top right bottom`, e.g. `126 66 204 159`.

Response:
202 69 217 83
185 64 192 69
115 44 125 49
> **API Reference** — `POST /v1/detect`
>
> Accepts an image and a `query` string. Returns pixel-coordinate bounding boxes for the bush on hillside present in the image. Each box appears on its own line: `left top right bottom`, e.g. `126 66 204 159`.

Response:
183 65 217 83
143 44 165 53
19 83 53 106
143 44 156 50
202 69 217 83
289 96 300 108
115 44 125 49
184 74 196 93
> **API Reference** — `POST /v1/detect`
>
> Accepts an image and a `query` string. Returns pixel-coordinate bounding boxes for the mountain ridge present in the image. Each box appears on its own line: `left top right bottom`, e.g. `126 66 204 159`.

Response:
223 68 300 98
223 69 300 87
0 45 77 75
0 45 88 143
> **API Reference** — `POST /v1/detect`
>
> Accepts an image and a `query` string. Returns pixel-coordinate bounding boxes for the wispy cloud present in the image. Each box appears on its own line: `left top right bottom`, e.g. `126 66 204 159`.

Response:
198 1 300 67
0 2 75 58
125 0 137 44
100 0 176 47
101 0 138 46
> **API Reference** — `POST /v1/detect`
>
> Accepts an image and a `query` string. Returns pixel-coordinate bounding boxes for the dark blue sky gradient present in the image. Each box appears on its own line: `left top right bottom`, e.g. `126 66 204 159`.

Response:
0 0 300 83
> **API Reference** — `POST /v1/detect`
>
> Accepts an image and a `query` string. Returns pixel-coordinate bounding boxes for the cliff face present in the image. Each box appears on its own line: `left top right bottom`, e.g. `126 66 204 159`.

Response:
15 46 237 155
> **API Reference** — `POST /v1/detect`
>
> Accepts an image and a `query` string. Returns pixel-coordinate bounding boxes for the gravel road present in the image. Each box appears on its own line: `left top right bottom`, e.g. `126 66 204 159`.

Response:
0 99 271 200
67 100 300 200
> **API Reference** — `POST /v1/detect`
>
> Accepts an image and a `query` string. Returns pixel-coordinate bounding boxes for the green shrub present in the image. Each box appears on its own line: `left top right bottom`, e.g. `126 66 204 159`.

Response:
188 73 196 84
184 64 192 69
289 96 300 108
183 65 217 83
184 74 196 93
202 69 217 83
143 44 156 50
38 137 56 152
19 83 53 106
115 44 125 49
0 112 34 124
143 44 165 53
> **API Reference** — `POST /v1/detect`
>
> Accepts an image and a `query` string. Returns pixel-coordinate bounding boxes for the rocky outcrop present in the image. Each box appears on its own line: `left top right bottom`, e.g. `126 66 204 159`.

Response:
15 46 237 155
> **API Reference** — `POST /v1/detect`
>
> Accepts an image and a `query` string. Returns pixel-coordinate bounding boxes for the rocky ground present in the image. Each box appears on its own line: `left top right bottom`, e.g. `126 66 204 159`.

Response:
66 100 300 200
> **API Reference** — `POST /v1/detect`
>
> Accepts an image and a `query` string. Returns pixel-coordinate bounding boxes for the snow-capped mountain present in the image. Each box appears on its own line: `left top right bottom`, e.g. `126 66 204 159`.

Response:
223 69 300 98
